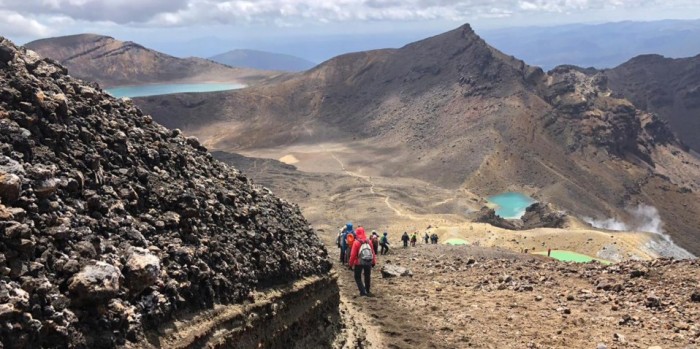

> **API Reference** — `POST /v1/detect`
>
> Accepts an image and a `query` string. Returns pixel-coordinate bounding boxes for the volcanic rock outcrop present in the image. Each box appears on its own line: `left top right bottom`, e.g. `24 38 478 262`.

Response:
601 54 700 153
475 203 567 230
0 37 335 348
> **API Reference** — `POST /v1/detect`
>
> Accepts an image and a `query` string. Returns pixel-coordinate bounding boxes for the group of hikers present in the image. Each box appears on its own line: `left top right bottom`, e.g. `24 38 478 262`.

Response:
336 223 385 297
400 231 439 247
336 223 439 297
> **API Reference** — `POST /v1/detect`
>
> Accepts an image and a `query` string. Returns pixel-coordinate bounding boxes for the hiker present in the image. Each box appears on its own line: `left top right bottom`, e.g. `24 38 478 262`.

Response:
370 231 379 255
345 230 356 264
401 232 410 248
380 232 390 255
340 223 354 264
431 233 439 244
410 232 417 247
336 227 344 262
348 227 376 296
424 232 429 244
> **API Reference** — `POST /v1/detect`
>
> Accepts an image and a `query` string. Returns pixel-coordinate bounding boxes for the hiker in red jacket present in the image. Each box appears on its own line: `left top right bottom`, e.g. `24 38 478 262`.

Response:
348 226 377 296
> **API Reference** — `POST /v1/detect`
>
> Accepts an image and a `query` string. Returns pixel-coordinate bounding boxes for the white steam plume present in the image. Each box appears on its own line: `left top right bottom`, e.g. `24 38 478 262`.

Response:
584 204 694 259
583 204 663 234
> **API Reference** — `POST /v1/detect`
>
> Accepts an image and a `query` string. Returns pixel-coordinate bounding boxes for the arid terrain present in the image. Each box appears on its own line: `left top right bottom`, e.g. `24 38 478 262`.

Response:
135 24 700 257
332 242 700 349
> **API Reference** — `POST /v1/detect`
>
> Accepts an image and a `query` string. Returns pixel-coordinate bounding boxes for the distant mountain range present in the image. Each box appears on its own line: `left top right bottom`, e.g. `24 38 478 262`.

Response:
481 19 700 70
209 49 316 72
134 24 700 255
24 34 281 87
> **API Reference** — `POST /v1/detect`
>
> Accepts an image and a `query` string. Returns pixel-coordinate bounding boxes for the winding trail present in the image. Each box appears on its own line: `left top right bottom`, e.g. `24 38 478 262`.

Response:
325 147 419 221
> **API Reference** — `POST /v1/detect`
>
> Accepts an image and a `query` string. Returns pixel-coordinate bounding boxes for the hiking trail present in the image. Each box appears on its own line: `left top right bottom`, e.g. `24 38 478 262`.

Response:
326 149 419 221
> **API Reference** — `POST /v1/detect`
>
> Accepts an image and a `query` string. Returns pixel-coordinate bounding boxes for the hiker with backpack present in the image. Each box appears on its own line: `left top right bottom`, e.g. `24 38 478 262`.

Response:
344 228 356 264
380 232 390 255
401 232 410 248
424 232 429 244
348 227 377 296
410 232 417 247
340 223 354 264
370 231 380 255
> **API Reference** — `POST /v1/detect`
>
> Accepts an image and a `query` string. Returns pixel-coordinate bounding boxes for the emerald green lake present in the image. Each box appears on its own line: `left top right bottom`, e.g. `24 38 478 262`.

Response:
534 250 611 264
106 83 245 98
487 192 536 219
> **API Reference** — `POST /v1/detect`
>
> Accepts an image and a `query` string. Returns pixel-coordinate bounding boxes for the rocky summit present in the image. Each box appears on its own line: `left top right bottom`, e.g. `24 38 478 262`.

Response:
0 37 332 348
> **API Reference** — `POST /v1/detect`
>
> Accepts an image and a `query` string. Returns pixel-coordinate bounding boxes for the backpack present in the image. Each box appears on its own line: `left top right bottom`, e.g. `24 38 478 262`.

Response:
346 233 355 246
380 236 388 244
358 240 373 266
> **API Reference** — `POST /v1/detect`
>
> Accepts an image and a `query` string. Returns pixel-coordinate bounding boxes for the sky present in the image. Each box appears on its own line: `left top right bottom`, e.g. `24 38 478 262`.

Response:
2 0 699 62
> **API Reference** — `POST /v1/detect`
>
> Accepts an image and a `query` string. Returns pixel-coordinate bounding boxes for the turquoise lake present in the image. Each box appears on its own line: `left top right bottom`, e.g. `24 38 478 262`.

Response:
488 192 536 219
105 83 245 98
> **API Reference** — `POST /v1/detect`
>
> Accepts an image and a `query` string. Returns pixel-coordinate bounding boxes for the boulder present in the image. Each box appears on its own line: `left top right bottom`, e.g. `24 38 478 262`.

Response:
68 262 122 303
124 248 161 293
0 173 21 204
381 264 413 278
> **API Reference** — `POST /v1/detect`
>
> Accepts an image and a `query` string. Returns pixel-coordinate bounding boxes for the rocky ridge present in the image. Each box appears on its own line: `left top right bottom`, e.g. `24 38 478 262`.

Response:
0 37 331 348
544 66 678 163
602 54 700 153
24 34 279 87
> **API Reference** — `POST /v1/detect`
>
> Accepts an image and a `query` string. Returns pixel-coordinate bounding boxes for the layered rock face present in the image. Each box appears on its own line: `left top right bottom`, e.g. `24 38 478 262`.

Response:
544 66 678 163
0 38 332 348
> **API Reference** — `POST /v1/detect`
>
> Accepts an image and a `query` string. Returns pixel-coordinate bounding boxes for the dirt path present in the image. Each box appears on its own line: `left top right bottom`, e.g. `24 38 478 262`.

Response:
325 149 420 220
333 258 449 349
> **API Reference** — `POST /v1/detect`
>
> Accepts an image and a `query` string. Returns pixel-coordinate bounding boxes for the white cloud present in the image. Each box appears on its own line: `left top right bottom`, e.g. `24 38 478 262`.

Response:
0 10 52 37
0 0 697 32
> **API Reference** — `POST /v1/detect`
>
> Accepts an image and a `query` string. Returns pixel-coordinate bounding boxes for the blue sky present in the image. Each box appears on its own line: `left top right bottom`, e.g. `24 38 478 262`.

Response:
2 1 699 61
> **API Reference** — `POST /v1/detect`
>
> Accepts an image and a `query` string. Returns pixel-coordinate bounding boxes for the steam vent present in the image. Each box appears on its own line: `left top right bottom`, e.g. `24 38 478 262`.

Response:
0 37 338 348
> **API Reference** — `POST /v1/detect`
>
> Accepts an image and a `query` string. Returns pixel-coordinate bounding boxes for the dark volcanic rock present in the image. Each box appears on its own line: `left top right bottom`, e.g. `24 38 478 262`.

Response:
0 37 331 348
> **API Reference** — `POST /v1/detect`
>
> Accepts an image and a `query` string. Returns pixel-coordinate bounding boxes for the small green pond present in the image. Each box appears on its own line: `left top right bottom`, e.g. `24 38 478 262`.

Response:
534 250 611 264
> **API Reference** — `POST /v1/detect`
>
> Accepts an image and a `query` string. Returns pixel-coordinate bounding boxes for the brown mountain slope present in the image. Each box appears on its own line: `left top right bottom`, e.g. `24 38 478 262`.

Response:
24 34 280 87
134 24 700 255
602 54 700 153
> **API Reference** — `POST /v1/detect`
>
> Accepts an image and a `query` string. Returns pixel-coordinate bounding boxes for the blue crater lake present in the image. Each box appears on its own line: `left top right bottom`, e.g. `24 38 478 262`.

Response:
488 192 537 219
105 83 245 98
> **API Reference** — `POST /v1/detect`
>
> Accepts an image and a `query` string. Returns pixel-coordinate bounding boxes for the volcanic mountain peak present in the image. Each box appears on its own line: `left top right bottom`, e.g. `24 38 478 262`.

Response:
300 23 535 97
24 34 280 87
